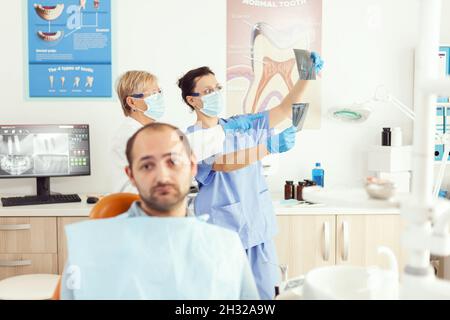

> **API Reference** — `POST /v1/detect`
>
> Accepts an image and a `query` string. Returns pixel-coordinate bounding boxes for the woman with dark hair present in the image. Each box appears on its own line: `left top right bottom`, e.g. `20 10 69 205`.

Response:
178 54 324 299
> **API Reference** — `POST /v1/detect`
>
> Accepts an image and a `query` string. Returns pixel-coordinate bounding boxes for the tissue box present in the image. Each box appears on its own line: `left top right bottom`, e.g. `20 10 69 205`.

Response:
368 146 412 172
377 171 411 193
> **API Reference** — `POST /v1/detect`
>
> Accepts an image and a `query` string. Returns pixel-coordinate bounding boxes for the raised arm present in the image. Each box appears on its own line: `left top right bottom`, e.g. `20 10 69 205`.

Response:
212 144 269 172
268 79 309 128
269 52 324 128
186 115 263 162
212 126 297 172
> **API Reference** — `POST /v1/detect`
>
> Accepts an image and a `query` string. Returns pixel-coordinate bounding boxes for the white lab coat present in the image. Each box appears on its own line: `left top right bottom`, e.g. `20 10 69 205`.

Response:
109 117 225 193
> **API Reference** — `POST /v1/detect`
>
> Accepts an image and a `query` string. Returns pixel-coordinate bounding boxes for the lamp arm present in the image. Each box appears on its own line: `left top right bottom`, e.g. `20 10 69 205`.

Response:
390 96 416 120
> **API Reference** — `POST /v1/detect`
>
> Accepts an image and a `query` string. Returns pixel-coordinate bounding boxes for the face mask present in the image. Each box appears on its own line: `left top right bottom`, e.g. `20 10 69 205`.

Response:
138 92 165 120
199 91 224 117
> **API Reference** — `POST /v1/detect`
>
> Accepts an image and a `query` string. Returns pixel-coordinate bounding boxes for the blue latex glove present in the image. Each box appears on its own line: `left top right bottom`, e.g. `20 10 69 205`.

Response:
311 52 324 74
266 126 297 154
221 113 264 132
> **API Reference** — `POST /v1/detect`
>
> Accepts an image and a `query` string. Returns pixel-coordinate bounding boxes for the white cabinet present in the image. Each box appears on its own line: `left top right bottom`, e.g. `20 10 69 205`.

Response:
275 213 406 279
274 215 335 279
335 215 407 271
0 216 88 280
0 217 58 280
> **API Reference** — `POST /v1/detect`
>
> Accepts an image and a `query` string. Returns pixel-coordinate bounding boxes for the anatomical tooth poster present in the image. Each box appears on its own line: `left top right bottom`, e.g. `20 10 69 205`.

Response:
27 0 112 97
227 0 322 129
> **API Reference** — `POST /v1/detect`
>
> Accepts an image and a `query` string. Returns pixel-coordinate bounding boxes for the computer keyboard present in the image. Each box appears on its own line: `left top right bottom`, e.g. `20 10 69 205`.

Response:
1 194 82 207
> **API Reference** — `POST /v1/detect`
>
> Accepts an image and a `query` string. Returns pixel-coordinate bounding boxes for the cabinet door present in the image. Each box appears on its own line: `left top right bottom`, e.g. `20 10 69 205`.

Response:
0 254 58 280
57 217 88 274
336 215 407 272
0 217 57 253
274 215 336 278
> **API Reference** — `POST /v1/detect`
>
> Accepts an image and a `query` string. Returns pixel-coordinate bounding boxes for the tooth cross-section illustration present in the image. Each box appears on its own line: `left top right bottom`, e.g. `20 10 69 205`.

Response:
246 22 311 113
248 56 296 113
34 4 64 21
37 31 62 42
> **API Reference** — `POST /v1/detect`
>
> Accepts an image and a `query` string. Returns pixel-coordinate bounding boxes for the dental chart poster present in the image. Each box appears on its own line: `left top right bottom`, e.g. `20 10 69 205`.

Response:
227 0 322 129
27 0 112 97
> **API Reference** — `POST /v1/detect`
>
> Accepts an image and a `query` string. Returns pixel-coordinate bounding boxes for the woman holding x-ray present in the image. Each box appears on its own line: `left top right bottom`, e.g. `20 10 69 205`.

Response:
178 52 323 299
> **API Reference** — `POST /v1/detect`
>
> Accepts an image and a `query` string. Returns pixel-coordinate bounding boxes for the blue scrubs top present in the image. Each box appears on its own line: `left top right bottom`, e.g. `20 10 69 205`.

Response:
186 111 277 249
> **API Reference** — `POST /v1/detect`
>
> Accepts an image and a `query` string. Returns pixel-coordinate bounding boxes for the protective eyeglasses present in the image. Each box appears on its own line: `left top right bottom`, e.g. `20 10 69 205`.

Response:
130 88 163 99
190 85 223 97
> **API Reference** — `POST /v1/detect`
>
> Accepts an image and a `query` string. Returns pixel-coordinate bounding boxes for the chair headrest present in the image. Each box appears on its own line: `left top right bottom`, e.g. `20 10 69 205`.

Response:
90 193 140 219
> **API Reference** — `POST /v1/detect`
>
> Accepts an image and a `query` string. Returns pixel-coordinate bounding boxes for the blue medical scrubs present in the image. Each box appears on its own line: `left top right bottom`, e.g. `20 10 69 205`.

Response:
186 111 280 300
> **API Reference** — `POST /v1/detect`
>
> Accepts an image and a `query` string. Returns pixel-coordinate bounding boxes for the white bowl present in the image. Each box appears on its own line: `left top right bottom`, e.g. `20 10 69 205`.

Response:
365 182 396 200
303 265 398 300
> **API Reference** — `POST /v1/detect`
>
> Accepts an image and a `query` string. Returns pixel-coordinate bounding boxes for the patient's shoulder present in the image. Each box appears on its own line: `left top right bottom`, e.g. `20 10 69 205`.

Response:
115 212 131 219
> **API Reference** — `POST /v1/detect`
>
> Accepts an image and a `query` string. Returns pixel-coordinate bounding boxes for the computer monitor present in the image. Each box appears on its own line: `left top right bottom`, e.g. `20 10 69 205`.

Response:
0 124 90 198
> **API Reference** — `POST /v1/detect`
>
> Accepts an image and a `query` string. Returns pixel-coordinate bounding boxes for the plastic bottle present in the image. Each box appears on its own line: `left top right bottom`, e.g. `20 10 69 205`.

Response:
312 163 324 187
284 181 295 200
391 127 403 147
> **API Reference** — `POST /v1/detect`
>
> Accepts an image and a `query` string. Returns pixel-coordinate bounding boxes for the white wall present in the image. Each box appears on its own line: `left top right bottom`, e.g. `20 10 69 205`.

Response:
0 0 448 196
442 0 450 44
0 0 225 195
267 0 420 192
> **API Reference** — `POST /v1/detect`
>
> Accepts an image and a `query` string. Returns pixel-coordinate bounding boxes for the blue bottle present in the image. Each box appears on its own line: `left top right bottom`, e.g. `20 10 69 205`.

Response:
312 163 324 187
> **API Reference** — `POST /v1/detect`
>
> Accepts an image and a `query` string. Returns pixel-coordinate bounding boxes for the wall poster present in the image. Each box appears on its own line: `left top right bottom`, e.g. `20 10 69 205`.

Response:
28 0 112 98
227 0 322 129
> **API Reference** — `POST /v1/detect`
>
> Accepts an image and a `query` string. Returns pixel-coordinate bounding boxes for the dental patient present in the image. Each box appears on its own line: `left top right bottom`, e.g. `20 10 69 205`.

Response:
60 123 259 300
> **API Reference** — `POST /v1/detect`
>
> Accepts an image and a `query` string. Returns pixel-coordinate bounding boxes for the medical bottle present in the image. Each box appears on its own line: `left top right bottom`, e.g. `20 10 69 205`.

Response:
296 182 306 201
382 128 391 146
284 181 295 200
312 163 324 187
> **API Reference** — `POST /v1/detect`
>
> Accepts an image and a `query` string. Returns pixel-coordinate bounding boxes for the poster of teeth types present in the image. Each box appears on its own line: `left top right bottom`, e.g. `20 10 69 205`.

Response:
227 0 322 129
27 0 112 97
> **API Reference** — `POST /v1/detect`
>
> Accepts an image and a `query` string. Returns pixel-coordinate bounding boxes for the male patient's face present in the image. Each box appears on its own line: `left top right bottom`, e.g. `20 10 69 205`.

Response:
126 129 196 214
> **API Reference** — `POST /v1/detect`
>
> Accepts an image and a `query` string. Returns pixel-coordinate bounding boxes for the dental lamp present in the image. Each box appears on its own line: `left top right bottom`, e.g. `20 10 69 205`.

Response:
328 85 415 123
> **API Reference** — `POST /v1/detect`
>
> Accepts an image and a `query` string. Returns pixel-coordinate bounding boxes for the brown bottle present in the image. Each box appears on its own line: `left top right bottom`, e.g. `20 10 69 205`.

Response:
284 181 295 200
296 182 305 201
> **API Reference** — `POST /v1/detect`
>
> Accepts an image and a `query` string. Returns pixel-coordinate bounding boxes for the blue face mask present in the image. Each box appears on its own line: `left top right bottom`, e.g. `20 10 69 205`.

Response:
199 91 224 117
141 92 165 119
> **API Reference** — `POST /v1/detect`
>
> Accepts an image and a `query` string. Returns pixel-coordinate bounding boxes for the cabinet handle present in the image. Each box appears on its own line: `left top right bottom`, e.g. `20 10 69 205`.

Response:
0 260 32 267
323 221 330 261
0 224 31 231
342 221 349 261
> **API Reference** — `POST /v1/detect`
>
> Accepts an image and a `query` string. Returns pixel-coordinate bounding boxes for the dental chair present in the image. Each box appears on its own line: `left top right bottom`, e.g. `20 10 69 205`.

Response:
51 193 140 300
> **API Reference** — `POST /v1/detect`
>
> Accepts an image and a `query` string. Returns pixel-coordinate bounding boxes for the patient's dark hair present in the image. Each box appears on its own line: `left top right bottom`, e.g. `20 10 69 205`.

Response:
126 123 192 166
177 66 215 110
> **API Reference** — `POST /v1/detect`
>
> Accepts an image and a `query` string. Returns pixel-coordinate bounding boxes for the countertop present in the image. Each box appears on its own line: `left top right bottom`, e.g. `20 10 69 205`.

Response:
0 194 400 217
0 195 96 217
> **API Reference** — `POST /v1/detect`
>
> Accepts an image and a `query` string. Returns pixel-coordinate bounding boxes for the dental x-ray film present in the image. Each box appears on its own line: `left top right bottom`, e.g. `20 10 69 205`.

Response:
294 49 316 80
292 103 309 131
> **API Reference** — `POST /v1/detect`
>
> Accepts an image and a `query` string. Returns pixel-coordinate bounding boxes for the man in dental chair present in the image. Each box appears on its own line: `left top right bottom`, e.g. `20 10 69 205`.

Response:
60 123 260 300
